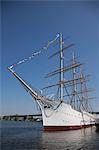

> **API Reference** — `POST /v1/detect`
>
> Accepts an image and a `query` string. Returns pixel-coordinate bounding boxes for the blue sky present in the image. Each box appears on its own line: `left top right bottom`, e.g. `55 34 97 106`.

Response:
1 1 99 115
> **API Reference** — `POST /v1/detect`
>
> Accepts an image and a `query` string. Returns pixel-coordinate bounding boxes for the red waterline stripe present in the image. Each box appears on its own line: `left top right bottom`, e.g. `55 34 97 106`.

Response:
44 124 95 132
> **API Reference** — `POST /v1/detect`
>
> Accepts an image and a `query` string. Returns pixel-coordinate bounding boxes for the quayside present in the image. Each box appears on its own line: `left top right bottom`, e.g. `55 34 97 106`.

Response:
8 33 95 131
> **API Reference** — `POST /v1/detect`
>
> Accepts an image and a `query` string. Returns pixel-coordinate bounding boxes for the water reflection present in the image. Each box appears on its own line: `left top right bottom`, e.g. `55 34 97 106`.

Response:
1 121 99 150
41 127 98 150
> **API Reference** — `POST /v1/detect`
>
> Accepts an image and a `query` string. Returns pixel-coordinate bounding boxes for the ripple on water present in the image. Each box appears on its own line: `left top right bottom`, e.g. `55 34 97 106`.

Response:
0 121 99 150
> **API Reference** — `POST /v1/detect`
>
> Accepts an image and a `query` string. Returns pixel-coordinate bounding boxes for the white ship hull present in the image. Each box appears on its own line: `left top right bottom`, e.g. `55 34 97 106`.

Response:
8 67 95 131
38 101 95 131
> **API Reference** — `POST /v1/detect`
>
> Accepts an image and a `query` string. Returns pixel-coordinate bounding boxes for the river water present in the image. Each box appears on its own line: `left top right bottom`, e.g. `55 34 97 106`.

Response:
0 120 99 150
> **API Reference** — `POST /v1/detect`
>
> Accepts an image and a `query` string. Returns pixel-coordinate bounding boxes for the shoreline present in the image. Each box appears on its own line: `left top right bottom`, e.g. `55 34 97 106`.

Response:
0 114 42 122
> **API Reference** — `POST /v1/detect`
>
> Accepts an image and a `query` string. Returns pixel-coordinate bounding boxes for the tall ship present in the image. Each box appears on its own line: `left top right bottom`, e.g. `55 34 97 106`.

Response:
8 33 95 131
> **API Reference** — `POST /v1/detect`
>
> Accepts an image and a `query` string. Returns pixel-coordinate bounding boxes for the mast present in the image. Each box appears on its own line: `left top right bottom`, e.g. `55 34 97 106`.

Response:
72 51 77 109
60 33 64 101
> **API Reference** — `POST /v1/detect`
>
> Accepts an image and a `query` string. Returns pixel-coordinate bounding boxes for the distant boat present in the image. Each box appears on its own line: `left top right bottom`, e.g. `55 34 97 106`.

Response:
36 118 42 122
8 33 95 131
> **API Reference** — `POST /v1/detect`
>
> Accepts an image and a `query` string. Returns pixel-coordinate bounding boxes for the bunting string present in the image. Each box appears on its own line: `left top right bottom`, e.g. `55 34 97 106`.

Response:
9 34 60 69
